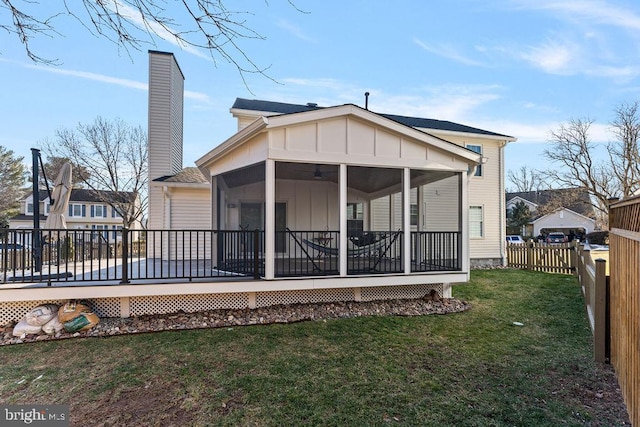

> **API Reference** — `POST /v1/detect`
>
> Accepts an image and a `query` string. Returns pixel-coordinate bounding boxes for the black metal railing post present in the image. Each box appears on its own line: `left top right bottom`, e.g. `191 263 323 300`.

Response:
120 227 129 284
253 229 260 279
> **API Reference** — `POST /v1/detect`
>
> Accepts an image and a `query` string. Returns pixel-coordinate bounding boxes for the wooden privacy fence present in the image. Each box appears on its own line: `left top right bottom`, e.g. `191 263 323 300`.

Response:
575 245 609 364
506 241 577 274
609 196 640 427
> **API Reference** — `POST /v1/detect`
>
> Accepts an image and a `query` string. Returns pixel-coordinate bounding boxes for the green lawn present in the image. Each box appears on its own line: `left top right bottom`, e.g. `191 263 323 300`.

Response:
0 270 629 426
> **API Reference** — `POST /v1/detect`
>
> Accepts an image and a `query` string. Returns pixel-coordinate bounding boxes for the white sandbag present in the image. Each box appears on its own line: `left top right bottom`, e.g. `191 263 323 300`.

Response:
25 304 59 326
42 316 64 335
12 318 42 337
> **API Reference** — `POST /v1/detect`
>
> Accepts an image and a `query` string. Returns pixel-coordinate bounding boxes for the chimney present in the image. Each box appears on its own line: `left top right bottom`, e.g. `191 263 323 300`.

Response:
148 50 185 180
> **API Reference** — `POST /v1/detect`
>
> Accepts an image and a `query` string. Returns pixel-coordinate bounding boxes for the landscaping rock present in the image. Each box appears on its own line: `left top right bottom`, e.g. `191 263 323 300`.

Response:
0 297 471 346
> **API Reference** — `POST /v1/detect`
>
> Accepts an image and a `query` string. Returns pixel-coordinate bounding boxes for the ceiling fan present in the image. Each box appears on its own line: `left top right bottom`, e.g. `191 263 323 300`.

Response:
312 165 337 180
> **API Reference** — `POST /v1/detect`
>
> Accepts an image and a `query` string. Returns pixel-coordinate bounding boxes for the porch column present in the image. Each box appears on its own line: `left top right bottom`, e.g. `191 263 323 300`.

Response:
339 163 347 276
460 173 469 274
416 183 425 270
403 168 411 274
265 159 276 279
211 176 218 269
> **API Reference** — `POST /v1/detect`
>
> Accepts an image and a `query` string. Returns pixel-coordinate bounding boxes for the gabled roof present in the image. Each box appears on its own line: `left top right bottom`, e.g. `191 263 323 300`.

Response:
198 104 482 171
154 167 208 184
28 189 137 204
506 188 593 217
231 98 515 140
530 207 596 225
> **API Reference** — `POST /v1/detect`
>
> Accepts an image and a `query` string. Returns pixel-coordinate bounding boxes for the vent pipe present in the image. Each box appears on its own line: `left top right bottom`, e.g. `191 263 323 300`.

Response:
365 92 370 110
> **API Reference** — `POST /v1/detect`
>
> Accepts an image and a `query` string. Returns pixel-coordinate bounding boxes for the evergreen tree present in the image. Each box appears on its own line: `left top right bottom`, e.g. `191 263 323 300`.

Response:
0 146 27 226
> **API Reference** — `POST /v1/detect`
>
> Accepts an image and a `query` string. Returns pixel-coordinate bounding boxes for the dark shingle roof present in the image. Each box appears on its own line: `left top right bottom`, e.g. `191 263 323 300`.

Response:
507 188 593 217
154 167 208 183
231 98 513 138
31 189 136 203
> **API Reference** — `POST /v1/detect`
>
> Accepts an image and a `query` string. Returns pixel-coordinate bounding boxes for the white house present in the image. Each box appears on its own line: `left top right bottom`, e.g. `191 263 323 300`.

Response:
506 188 596 238
9 189 142 237
0 51 516 325
146 51 516 299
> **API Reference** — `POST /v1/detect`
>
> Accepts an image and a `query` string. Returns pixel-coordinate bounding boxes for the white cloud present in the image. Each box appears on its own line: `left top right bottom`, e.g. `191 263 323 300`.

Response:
1 58 211 103
277 19 315 43
414 39 485 67
519 38 579 75
480 118 611 144
512 0 640 31
277 78 503 123
107 0 210 60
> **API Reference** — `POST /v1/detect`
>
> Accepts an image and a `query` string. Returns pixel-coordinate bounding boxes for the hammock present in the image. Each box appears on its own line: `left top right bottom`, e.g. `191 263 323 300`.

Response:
294 230 401 257
301 236 386 256
286 229 402 274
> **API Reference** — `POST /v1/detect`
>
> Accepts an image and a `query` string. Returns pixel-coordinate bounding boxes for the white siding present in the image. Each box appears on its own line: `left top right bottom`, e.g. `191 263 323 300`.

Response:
426 133 505 261
533 209 596 235
148 51 184 179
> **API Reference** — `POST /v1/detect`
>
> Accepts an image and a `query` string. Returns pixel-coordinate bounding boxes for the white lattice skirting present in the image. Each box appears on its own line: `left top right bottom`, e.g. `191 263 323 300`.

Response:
0 283 445 325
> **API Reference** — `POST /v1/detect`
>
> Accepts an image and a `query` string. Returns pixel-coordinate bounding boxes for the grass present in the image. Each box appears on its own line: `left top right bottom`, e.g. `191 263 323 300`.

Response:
0 269 629 426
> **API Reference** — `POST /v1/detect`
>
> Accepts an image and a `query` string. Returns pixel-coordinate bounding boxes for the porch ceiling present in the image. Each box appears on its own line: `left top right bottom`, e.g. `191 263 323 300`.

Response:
220 162 456 196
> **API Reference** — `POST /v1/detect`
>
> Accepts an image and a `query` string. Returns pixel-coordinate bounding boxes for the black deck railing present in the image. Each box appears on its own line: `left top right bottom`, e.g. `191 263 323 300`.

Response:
0 228 462 285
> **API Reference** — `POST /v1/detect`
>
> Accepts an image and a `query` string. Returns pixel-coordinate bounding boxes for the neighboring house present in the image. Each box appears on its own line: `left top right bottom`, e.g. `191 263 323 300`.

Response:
146 50 515 303
506 188 596 238
9 189 142 238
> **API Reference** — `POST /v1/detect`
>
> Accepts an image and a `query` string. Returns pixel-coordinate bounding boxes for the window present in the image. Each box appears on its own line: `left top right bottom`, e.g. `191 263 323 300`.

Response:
69 204 85 217
112 225 123 239
26 203 33 214
92 205 107 218
347 203 364 238
410 204 418 226
92 224 109 240
346 203 364 220
467 144 482 177
469 206 484 238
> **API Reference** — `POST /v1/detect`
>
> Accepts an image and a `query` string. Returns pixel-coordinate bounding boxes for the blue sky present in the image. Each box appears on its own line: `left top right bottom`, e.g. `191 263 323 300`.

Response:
2 0 640 187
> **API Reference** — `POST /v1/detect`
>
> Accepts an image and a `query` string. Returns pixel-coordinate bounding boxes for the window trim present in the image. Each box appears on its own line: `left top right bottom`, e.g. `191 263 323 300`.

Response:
469 205 484 239
69 203 85 218
466 144 483 177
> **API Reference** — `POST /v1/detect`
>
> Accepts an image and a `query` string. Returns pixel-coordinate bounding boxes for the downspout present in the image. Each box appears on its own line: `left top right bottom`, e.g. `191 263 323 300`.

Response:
499 142 506 266
163 186 171 229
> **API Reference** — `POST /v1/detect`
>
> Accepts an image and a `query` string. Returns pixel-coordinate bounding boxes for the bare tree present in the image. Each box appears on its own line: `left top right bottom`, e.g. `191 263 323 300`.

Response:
543 118 618 216
32 156 91 189
608 101 640 197
42 117 147 228
1 0 301 84
507 165 547 192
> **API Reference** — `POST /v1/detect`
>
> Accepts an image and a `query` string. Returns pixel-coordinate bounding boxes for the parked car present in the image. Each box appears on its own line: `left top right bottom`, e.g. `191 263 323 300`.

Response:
546 232 568 244
506 235 525 244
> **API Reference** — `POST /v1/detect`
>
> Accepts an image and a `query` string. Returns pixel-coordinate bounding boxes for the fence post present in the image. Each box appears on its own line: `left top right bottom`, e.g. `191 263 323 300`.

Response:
570 240 578 275
594 258 608 363
526 240 533 271
120 227 130 284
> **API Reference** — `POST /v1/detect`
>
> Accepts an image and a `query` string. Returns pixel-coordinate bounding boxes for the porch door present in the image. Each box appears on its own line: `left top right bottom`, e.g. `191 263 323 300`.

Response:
275 202 286 253
240 202 286 253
